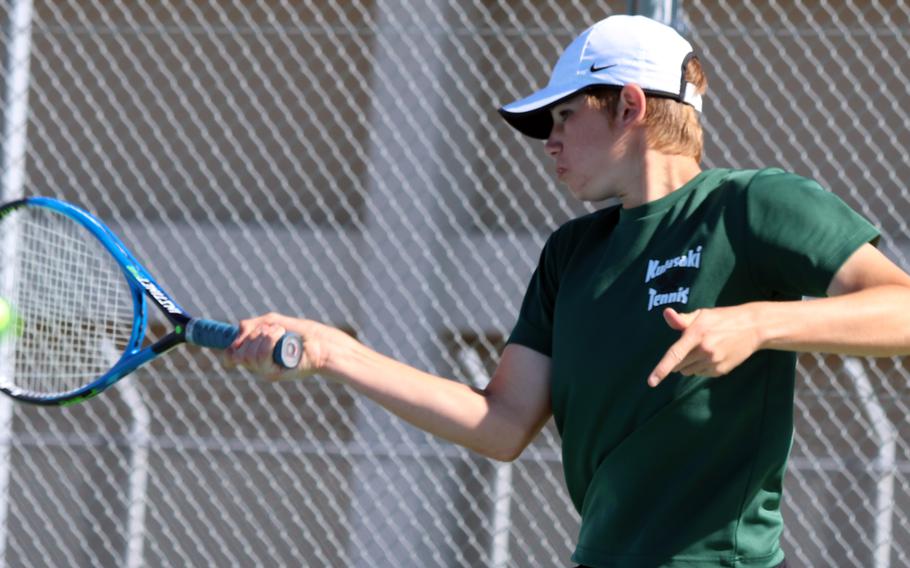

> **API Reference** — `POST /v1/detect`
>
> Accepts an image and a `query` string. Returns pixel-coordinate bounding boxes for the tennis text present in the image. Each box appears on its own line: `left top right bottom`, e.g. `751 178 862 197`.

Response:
648 286 690 312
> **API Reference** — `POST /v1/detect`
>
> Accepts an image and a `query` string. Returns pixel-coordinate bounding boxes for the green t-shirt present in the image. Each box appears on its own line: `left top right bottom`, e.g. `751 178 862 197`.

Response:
508 168 880 567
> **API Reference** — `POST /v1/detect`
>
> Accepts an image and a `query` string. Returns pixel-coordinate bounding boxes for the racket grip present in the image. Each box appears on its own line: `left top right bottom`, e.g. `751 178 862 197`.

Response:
186 319 238 349
186 319 303 369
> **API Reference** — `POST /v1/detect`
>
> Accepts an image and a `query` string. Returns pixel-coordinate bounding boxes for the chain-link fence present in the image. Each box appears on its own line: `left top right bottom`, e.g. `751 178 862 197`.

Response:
1 1 909 566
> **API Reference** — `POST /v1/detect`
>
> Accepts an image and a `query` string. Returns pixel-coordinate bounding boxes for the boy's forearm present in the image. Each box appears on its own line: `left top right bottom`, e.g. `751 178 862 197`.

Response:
757 285 910 356
323 341 518 460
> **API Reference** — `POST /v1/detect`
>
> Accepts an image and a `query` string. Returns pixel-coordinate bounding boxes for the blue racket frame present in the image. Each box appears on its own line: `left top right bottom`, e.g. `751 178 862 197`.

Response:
0 196 302 406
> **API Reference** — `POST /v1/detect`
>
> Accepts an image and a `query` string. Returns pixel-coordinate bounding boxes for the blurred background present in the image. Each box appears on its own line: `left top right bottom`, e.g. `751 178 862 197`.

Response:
1 1 909 566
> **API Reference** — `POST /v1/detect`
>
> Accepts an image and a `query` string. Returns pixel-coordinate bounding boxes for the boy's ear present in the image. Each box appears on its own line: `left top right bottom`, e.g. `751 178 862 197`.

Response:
617 84 647 125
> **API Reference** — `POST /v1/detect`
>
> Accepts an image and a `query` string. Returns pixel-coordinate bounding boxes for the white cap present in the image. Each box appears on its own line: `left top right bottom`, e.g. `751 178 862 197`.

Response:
499 15 702 139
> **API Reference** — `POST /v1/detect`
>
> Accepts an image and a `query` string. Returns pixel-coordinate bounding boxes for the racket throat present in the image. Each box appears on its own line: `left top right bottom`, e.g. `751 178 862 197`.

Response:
151 332 186 355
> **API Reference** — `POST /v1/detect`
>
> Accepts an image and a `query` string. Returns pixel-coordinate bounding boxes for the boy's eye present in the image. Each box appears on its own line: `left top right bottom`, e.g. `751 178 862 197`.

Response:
558 109 572 121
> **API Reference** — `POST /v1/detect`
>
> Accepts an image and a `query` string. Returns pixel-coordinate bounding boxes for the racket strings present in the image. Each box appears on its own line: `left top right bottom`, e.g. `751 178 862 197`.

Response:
0 207 135 397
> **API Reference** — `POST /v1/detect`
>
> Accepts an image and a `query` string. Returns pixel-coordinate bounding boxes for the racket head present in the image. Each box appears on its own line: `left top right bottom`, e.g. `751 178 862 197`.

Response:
0 197 150 405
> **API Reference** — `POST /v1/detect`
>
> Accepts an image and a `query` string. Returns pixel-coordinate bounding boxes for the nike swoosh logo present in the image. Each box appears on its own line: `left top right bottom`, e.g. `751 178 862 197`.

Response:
590 63 617 73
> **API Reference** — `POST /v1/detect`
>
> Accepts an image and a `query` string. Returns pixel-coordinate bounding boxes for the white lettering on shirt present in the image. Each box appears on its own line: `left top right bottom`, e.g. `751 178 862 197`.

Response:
647 286 691 312
645 246 703 284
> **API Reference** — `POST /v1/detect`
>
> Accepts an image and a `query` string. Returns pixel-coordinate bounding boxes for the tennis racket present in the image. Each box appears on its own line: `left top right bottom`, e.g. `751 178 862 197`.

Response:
0 196 303 406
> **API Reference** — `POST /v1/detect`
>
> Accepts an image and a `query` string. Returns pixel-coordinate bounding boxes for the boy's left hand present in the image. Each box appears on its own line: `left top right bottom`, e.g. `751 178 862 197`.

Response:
648 305 764 387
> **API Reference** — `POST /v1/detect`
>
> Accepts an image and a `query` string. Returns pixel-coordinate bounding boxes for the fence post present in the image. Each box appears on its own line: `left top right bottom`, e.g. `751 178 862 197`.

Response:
0 2 34 566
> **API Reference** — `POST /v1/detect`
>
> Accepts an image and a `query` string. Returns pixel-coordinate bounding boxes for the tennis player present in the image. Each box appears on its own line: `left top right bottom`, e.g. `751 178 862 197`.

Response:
227 15 910 567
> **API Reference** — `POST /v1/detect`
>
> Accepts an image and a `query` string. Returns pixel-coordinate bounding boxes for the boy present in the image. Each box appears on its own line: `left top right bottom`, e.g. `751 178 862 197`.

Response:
229 15 910 567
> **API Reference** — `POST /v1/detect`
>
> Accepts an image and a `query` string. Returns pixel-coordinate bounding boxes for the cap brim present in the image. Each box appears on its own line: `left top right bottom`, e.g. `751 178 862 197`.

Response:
498 83 585 139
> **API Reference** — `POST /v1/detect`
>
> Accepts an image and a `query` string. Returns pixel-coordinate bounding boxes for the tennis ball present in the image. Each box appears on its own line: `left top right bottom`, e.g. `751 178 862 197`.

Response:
0 298 18 338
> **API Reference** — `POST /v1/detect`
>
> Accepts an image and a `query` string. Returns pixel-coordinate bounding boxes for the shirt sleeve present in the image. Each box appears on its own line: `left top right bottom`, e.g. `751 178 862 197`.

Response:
743 169 881 298
506 207 620 356
506 233 561 356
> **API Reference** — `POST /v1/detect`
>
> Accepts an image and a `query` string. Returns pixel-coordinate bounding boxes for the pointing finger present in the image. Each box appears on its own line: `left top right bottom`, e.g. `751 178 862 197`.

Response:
648 334 699 387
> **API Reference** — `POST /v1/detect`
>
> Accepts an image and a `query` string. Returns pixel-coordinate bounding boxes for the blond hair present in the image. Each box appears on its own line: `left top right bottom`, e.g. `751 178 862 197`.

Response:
584 57 708 162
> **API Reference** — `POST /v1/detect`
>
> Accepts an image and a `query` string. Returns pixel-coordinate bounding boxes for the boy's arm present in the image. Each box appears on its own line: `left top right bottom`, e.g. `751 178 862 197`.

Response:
648 243 910 386
227 318 552 461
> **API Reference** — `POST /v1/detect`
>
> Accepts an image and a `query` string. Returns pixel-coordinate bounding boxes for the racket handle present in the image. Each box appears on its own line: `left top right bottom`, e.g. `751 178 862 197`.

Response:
186 318 303 369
